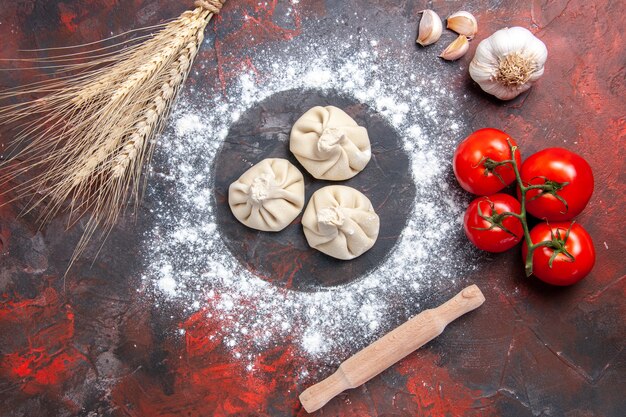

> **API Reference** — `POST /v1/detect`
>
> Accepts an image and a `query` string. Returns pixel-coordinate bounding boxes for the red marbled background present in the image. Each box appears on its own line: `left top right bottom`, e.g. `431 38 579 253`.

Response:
0 1 624 416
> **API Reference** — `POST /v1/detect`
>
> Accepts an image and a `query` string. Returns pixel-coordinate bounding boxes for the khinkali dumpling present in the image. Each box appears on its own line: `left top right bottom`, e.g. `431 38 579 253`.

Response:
290 106 371 181
302 185 380 260
229 158 305 231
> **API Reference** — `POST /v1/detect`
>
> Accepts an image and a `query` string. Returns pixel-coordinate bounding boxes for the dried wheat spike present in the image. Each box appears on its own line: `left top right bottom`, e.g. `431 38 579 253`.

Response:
0 0 226 271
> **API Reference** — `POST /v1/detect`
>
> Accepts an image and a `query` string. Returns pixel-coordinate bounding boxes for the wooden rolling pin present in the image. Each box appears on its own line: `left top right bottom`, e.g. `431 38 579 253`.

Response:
299 284 485 413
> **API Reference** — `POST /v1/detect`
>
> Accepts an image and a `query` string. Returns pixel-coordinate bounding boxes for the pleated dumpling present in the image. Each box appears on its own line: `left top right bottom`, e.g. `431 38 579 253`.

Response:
229 158 305 231
302 185 380 260
290 106 371 181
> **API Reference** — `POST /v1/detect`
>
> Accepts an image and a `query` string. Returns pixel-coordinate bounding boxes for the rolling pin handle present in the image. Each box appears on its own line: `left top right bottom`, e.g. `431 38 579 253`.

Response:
299 368 351 413
435 284 485 323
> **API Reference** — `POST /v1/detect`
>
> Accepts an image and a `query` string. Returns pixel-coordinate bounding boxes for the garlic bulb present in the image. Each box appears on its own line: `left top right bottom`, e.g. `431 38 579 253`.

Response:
469 27 548 100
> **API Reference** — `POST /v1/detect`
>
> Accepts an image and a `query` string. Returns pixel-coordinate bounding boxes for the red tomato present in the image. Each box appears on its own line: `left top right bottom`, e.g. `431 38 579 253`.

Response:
519 148 594 221
522 222 595 286
463 194 523 252
453 128 522 195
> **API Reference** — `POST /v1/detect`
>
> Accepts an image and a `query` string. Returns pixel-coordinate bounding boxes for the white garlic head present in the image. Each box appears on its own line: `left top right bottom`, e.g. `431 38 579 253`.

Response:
469 27 548 100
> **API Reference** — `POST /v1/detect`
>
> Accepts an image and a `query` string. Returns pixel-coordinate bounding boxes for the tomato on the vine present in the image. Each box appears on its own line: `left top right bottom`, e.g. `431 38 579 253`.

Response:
463 194 523 252
453 128 521 195
519 148 594 221
522 222 595 286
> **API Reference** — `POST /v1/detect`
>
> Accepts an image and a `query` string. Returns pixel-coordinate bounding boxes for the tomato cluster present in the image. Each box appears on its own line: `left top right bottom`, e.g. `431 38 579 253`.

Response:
453 128 596 286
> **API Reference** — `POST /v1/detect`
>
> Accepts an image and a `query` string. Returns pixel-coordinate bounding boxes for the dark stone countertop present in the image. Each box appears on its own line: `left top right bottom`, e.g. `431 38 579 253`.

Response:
0 1 624 416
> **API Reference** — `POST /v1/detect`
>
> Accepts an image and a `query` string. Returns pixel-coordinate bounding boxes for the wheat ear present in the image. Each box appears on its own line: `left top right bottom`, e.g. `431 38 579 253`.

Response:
0 0 225 270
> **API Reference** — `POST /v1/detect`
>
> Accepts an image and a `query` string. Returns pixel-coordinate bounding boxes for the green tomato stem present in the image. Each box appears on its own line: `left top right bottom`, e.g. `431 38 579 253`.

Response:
525 184 549 190
498 211 524 221
505 140 536 277
485 141 571 278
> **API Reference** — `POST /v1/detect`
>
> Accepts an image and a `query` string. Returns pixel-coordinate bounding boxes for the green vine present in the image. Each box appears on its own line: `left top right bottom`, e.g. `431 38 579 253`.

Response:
479 140 573 277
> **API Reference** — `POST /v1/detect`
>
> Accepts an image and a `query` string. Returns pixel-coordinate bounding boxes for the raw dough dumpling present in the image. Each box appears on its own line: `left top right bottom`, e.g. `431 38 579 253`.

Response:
302 185 380 260
229 158 305 231
290 106 371 181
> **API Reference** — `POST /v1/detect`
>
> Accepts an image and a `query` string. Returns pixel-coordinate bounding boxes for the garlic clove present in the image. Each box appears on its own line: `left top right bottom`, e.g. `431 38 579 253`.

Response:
439 35 469 61
447 11 478 39
416 10 443 46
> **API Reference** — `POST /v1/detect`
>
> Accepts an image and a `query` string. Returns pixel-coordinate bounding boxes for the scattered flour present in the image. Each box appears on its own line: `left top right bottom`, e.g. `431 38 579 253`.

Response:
141 13 479 372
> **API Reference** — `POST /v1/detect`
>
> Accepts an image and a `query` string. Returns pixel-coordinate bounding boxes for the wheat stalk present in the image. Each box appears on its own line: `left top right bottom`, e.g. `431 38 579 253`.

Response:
0 0 225 270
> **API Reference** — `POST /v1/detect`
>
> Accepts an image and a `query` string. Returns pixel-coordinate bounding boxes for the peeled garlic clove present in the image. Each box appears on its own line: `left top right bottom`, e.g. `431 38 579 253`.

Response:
416 10 443 46
447 11 478 39
439 35 469 61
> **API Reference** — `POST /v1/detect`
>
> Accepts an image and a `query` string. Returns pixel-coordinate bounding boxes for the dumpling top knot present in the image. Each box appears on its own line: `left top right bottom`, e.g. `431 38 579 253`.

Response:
248 173 275 204
317 206 345 227
317 206 358 237
290 106 371 181
317 128 347 153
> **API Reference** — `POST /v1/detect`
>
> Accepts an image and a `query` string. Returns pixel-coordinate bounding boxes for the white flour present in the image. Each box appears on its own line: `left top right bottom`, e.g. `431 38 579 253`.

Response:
141 16 478 372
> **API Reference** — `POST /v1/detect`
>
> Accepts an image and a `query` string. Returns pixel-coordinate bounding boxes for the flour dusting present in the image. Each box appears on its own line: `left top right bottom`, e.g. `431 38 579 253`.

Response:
141 15 477 373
